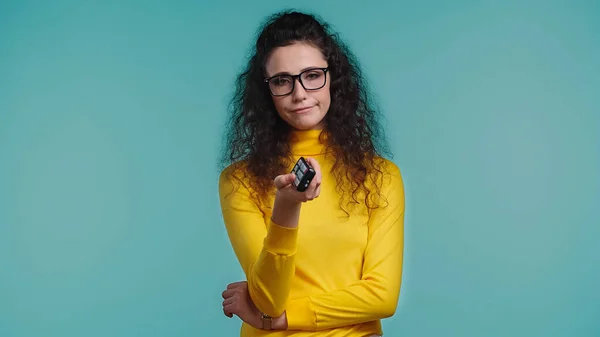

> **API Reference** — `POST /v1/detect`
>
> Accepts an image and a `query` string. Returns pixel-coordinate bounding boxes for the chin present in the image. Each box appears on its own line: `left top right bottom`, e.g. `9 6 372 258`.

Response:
293 125 316 131
289 119 324 130
284 114 324 130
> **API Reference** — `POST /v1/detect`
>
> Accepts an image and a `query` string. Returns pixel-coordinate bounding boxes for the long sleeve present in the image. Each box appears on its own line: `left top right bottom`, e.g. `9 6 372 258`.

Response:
284 162 405 331
218 167 298 317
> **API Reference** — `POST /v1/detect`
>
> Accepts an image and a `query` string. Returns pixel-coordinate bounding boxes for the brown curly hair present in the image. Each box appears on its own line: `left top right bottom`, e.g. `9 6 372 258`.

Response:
220 10 392 213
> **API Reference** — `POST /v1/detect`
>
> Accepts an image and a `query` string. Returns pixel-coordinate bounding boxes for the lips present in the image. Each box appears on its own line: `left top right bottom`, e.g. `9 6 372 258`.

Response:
291 106 313 113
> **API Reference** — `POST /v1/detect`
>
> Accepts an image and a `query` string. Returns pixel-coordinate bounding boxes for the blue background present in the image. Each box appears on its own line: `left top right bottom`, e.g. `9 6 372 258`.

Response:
1 0 598 336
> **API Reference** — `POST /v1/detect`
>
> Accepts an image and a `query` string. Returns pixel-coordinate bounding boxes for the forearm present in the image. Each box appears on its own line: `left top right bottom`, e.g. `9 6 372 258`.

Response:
247 195 303 315
246 220 298 317
243 278 399 332
283 278 401 331
271 191 302 228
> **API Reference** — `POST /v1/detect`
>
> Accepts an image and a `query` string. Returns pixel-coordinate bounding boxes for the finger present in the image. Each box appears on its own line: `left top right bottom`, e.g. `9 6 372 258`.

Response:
306 157 322 184
226 281 247 289
304 173 320 200
222 297 236 306
314 185 321 198
222 288 237 299
223 307 233 318
223 303 237 317
305 186 316 200
273 174 289 189
274 173 295 189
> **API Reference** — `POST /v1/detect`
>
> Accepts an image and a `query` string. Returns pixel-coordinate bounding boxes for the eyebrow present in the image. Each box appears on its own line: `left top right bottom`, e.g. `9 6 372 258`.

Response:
269 66 326 77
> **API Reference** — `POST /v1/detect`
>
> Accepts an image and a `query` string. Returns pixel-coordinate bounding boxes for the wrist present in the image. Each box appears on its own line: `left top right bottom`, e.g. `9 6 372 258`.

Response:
271 194 302 228
251 310 263 329
274 190 302 208
256 311 274 330
273 311 288 330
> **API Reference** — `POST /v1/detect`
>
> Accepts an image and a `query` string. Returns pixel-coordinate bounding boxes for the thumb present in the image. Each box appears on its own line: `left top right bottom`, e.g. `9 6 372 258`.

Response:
285 173 296 184
274 173 295 189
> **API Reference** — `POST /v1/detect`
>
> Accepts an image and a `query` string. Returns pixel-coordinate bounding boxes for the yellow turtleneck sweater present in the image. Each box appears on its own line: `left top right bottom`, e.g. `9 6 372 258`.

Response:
219 129 405 336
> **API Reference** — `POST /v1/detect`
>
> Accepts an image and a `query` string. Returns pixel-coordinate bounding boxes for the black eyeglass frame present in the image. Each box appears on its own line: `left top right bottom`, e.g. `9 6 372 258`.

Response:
264 67 329 97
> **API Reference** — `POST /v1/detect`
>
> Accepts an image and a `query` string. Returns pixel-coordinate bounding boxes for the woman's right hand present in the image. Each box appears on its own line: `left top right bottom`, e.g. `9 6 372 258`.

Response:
274 157 322 203
270 157 322 228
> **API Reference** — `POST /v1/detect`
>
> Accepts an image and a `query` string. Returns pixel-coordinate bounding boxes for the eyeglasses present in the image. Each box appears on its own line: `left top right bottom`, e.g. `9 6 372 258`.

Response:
264 67 329 96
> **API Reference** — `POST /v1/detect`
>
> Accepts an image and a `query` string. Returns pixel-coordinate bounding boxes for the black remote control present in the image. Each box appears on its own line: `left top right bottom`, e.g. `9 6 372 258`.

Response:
291 157 316 192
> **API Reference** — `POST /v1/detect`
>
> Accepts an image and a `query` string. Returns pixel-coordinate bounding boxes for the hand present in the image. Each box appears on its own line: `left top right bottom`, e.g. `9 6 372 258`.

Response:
221 281 261 329
221 281 288 330
274 157 322 204
271 157 322 228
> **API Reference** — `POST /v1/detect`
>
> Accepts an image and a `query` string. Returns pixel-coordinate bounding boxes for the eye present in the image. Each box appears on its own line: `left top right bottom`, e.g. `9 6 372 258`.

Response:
272 76 291 86
305 71 322 80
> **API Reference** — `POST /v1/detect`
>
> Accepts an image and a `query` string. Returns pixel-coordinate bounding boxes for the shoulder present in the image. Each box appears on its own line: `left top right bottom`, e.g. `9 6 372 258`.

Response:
219 160 250 181
379 157 401 175
218 160 251 196
373 156 402 181
374 156 404 195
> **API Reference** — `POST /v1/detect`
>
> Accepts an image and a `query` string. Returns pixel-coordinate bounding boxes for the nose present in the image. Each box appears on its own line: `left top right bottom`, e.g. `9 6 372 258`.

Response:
291 77 307 101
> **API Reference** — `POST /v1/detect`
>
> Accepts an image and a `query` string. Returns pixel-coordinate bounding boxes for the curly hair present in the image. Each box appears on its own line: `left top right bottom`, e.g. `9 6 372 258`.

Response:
220 10 392 213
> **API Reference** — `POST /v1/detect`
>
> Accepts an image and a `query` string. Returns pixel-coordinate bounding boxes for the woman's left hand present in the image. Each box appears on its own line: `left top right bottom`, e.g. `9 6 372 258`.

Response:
221 281 261 328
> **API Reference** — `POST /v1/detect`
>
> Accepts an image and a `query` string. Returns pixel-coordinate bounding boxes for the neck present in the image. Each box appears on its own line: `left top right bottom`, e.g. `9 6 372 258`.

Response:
290 129 329 156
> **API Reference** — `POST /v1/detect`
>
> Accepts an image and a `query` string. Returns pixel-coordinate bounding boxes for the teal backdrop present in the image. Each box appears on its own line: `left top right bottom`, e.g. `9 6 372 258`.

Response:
1 0 598 336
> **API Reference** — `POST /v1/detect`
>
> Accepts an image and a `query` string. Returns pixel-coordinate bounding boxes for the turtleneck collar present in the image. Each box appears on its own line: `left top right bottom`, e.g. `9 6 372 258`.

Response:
290 129 330 156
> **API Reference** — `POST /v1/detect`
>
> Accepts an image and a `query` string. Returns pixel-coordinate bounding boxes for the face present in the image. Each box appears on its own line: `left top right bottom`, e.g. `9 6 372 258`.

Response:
265 42 331 130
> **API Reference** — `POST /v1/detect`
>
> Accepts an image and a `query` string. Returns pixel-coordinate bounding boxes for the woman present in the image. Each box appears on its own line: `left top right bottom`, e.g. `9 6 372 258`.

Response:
218 10 405 337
